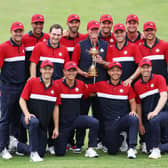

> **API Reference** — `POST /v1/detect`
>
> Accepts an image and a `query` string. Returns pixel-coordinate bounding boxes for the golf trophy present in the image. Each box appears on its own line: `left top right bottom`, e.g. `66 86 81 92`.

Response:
88 47 99 77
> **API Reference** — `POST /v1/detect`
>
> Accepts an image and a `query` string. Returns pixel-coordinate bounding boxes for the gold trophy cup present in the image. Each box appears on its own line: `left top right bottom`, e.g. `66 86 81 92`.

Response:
88 47 99 77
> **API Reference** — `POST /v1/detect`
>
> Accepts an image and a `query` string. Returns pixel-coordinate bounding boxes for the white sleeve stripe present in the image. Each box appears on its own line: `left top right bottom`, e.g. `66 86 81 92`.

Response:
40 57 65 63
4 56 25 62
61 94 83 99
113 57 135 62
30 94 57 102
139 89 159 99
25 46 34 51
144 55 164 60
97 92 128 100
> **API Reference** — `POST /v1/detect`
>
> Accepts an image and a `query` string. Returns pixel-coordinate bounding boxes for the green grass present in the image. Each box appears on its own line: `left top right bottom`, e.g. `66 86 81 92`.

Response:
0 0 168 42
1 0 168 167
0 150 168 168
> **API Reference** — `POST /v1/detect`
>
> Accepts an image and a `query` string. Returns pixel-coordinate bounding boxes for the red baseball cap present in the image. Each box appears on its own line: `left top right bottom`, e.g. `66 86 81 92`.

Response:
100 14 113 23
126 14 139 23
108 61 122 69
64 61 78 70
113 23 126 32
40 60 53 68
139 58 152 67
87 20 100 30
10 22 24 31
31 14 44 23
143 21 156 31
67 14 80 22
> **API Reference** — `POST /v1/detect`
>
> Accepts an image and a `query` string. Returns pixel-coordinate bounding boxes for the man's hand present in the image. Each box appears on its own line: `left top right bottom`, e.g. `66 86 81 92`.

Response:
63 29 70 37
52 128 59 139
123 77 133 86
139 124 145 135
129 111 138 117
82 71 89 78
93 55 104 64
25 113 36 125
147 111 158 120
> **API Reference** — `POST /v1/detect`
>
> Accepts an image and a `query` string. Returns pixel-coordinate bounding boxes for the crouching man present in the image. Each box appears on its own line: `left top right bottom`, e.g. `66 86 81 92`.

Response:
92 61 139 159
134 58 168 159
54 61 99 158
10 60 60 162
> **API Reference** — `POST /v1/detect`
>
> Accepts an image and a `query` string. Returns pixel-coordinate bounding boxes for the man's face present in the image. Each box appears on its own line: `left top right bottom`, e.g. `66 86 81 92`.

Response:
108 66 122 81
40 66 53 80
143 28 156 41
100 20 112 34
67 20 80 33
64 68 77 80
31 22 44 35
126 20 139 33
141 64 152 78
114 30 126 43
10 29 24 43
49 28 62 45
88 28 99 40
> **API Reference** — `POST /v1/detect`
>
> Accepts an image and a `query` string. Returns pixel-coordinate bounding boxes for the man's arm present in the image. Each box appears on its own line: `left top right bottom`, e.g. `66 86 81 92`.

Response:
129 98 138 117
19 97 36 125
52 105 59 139
124 66 141 86
137 103 145 135
30 62 37 78
147 91 168 120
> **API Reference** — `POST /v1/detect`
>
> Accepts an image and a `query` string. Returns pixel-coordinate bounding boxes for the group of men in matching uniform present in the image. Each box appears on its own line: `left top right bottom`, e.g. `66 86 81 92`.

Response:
0 13 168 162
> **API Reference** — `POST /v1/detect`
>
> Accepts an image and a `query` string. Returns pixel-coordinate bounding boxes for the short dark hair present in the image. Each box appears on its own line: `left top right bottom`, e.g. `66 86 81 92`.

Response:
49 24 63 33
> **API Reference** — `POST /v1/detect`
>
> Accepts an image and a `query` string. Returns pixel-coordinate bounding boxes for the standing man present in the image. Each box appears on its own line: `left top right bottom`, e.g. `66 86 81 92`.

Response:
30 24 69 80
60 14 87 59
99 14 115 45
72 20 109 151
104 23 142 83
22 14 49 79
125 14 143 45
138 21 168 85
134 58 168 159
93 61 138 158
54 61 99 158
0 22 25 159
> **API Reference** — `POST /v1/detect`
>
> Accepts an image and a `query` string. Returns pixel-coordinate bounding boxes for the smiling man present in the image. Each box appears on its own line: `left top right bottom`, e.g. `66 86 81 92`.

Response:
30 24 69 80
102 23 142 84
125 14 143 45
138 21 168 86
93 61 138 159
54 61 99 158
60 14 87 59
22 14 49 79
0 22 25 159
134 58 168 159
99 14 115 45
8 60 60 162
